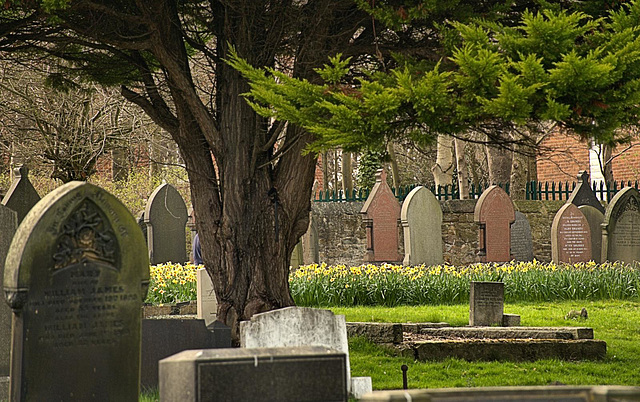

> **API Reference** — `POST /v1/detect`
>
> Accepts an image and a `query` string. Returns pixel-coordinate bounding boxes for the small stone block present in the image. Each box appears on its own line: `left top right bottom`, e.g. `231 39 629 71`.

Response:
346 322 403 344
502 314 521 327
470 281 504 326
159 346 347 402
350 377 373 400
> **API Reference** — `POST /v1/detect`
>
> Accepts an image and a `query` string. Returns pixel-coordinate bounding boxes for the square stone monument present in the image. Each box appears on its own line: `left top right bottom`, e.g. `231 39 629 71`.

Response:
196 268 218 326
400 186 443 266
474 186 515 262
551 203 592 263
470 281 504 326
3 182 149 401
360 169 402 262
601 187 640 264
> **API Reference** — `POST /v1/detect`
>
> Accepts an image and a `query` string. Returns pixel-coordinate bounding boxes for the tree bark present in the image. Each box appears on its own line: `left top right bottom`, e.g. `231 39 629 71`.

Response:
432 134 454 188
454 138 469 199
485 143 513 186
342 151 353 196
387 142 400 189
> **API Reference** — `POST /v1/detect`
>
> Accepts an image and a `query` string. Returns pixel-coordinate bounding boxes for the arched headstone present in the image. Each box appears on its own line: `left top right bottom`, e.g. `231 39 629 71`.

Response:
144 183 188 264
400 186 443 266
568 171 605 213
578 205 604 263
3 182 149 401
601 187 640 264
474 186 515 262
1 166 41 224
551 203 591 263
510 211 534 262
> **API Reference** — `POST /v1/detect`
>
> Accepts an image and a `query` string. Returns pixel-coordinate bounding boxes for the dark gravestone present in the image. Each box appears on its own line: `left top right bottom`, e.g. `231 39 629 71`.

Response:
3 182 149 401
568 171 605 214
474 186 515 262
469 281 504 326
579 205 604 263
551 203 592 263
159 346 347 402
360 169 401 262
141 318 231 390
602 187 640 264
144 183 188 264
1 166 41 224
0 205 17 389
510 211 534 262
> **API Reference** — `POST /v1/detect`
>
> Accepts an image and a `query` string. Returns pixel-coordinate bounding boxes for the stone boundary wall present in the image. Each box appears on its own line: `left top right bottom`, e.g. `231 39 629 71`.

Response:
311 200 567 266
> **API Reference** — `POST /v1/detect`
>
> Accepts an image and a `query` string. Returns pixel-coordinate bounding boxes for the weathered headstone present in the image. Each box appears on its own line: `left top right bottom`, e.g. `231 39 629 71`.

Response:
302 214 320 264
510 211 534 262
160 346 347 402
196 268 218 326
240 307 353 391
1 166 41 224
290 241 303 269
400 186 443 266
3 181 149 401
551 203 592 263
568 171 605 214
469 281 504 326
360 169 401 262
601 187 640 264
474 186 515 262
579 205 604 263
0 205 17 384
144 183 188 264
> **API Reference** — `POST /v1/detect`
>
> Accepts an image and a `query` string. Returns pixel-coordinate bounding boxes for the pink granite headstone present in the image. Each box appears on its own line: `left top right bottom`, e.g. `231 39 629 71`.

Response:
551 203 592 263
360 169 401 262
474 186 515 262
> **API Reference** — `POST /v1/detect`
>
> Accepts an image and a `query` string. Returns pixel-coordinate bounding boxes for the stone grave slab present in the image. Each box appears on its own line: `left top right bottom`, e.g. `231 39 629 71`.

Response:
159 346 347 402
551 203 592 263
0 205 16 391
3 182 149 401
360 169 401 262
469 281 504 326
579 205 604 263
568 171 605 213
400 186 443 266
510 211 534 262
302 214 319 264
1 166 41 224
290 241 303 269
602 187 640 264
144 183 188 264
196 268 218 326
474 186 515 262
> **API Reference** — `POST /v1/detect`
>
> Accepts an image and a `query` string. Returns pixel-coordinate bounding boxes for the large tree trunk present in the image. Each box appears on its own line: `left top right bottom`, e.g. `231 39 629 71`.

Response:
485 143 513 186
432 134 454 188
342 151 353 196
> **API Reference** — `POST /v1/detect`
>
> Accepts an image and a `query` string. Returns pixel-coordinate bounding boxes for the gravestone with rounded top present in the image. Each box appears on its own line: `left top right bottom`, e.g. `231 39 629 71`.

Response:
579 205 604 263
474 186 515 262
400 186 443 266
1 166 41 224
302 214 319 264
3 182 149 401
568 171 605 214
144 183 188 264
0 205 17 380
552 203 592 263
510 211 534 262
360 169 401 262
601 187 640 264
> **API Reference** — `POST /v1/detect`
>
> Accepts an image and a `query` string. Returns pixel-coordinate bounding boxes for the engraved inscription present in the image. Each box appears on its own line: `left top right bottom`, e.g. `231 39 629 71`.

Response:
559 215 589 259
612 211 640 247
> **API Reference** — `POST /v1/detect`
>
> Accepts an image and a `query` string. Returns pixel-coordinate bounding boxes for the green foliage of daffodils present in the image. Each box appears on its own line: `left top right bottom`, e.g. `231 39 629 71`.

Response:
290 261 640 307
145 262 200 305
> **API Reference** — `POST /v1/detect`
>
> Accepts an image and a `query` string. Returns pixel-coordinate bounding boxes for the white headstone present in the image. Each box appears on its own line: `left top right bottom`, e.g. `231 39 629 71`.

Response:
196 268 217 326
400 186 443 266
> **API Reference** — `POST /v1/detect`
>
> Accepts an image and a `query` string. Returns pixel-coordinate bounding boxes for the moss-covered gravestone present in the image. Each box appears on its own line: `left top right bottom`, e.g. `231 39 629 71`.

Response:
601 187 640 264
3 182 149 401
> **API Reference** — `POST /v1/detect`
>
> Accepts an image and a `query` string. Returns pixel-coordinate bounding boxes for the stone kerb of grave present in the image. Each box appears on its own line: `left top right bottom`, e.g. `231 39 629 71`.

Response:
360 169 401 263
601 186 640 264
568 171 605 214
400 186 443 266
551 203 592 264
1 166 41 225
4 181 149 402
144 183 188 265
474 186 515 263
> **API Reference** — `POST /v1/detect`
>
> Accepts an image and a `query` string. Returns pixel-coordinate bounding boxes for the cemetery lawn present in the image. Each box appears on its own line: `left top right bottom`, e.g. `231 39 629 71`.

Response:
333 300 640 389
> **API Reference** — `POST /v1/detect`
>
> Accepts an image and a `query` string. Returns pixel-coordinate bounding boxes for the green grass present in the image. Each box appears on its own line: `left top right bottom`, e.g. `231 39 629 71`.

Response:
333 300 640 390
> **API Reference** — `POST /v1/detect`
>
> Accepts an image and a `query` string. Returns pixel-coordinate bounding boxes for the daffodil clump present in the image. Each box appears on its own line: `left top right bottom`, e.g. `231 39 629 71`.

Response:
145 262 200 304
289 260 640 307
